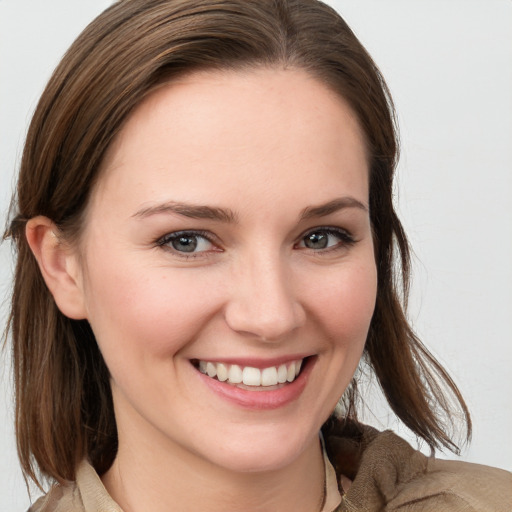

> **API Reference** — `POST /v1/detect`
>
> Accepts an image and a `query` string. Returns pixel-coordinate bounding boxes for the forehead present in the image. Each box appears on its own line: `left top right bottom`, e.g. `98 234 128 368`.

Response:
93 67 369 215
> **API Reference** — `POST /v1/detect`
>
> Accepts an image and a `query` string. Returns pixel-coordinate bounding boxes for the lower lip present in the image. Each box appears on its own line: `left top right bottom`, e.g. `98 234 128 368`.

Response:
196 357 315 410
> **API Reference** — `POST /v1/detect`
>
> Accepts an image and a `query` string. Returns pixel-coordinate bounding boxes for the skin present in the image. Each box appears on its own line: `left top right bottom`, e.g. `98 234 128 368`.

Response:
28 67 377 512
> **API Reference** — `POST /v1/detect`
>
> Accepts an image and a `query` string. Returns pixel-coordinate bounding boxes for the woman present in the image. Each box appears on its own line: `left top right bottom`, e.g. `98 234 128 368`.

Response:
3 0 511 511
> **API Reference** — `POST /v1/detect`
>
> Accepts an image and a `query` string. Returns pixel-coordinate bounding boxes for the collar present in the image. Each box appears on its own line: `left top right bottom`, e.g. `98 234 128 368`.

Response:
320 431 343 512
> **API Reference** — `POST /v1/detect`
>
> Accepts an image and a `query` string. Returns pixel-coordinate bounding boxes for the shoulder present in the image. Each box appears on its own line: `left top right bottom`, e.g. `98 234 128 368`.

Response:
414 457 512 510
28 483 83 512
322 419 512 512
27 461 122 512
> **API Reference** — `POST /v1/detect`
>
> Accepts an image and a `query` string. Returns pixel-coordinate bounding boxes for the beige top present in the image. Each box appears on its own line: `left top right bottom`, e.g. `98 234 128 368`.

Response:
29 423 512 512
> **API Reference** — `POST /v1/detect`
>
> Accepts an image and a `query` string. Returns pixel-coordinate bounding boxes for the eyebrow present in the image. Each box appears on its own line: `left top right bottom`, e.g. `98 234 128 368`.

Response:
300 197 368 219
132 196 367 223
132 201 238 223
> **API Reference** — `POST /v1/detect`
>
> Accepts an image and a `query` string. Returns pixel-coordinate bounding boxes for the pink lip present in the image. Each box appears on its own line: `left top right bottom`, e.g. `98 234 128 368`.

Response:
195 356 316 410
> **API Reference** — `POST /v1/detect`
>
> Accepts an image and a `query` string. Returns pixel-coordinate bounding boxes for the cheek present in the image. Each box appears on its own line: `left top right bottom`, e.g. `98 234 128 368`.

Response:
81 256 219 363
311 259 377 345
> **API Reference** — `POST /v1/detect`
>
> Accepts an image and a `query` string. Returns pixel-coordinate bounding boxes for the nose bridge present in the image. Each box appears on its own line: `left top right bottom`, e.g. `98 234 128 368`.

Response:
224 247 304 340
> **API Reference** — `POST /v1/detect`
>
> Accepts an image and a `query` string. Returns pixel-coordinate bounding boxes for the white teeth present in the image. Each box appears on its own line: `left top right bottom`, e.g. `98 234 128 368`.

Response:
287 362 296 382
277 364 288 383
228 364 243 384
217 363 228 382
242 367 261 386
206 362 217 378
197 359 304 387
261 366 278 386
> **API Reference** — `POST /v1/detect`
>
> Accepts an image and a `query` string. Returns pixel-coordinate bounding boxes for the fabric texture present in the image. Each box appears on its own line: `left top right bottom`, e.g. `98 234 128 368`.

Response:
322 420 512 511
28 422 512 512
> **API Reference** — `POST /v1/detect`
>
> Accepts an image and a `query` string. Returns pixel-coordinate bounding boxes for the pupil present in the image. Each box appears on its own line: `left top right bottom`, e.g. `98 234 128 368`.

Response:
172 236 197 252
305 232 327 249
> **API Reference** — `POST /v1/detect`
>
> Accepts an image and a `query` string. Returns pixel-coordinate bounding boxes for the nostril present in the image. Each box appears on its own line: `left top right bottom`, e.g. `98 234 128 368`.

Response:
224 303 305 342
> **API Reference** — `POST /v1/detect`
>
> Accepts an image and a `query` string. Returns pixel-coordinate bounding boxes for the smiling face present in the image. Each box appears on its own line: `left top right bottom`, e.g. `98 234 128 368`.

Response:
74 67 377 474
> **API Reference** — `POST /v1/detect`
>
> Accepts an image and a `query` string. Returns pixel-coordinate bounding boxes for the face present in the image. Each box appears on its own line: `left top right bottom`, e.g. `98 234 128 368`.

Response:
75 68 377 474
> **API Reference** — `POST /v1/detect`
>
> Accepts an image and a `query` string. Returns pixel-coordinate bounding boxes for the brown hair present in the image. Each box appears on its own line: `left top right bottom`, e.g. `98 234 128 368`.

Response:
4 0 470 488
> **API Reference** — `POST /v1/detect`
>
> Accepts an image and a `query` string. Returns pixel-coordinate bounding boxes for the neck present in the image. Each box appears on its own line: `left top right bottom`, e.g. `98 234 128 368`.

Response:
102 429 325 512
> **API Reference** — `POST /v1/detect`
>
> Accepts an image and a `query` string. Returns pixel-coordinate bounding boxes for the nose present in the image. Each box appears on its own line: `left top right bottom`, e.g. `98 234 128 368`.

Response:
224 253 306 342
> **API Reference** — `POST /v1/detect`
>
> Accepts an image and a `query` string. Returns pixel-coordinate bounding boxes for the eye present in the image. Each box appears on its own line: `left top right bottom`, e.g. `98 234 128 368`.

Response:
297 228 354 251
158 231 217 254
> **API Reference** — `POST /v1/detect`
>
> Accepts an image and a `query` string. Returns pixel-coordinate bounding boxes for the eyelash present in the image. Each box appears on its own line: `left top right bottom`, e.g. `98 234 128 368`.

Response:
295 227 356 253
156 226 356 259
156 230 218 259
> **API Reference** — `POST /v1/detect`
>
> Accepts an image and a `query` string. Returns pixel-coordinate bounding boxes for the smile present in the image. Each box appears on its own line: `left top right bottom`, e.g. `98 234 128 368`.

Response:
197 359 303 387
193 356 315 409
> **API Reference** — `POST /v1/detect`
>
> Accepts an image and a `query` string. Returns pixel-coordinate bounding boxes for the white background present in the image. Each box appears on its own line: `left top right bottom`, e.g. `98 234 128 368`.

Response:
1 1 511 509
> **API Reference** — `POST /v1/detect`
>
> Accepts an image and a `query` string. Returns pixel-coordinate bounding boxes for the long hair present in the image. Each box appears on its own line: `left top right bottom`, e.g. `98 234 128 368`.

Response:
4 0 470 487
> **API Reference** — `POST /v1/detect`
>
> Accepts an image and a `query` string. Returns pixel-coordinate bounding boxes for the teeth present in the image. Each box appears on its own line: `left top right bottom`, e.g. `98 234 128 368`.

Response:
277 364 288 384
217 363 228 382
242 367 261 386
228 364 243 384
261 367 278 386
197 359 304 387
206 362 217 378
286 362 296 382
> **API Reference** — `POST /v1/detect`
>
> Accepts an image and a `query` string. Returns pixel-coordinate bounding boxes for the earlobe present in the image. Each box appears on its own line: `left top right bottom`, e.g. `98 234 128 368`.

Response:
25 216 87 320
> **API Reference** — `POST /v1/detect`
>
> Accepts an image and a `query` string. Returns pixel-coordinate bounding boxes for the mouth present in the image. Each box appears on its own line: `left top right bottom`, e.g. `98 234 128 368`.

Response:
192 356 315 409
193 358 305 389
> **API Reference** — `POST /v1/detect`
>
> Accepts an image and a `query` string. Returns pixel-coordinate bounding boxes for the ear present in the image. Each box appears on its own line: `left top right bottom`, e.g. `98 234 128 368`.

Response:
25 216 87 320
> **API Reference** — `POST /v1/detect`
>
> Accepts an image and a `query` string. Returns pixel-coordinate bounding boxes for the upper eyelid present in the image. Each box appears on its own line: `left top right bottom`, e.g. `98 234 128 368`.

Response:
157 229 218 245
155 225 355 251
298 225 353 239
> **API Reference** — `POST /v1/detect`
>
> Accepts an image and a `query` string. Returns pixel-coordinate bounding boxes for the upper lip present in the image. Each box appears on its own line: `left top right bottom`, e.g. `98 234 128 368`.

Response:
191 354 313 369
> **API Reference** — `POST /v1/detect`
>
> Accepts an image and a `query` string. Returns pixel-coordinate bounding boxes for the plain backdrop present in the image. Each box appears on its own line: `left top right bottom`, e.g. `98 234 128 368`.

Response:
1 0 511 509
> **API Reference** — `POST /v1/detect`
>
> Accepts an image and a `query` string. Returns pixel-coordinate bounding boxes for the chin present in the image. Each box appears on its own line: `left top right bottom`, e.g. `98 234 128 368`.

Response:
194 423 318 474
